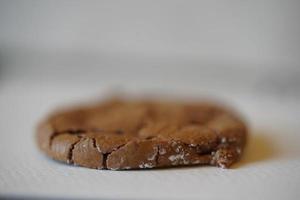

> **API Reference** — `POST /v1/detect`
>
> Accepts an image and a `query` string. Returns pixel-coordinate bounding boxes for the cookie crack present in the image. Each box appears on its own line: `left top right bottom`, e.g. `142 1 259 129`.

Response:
104 142 131 169
93 137 131 169
154 144 160 166
49 129 87 147
67 136 82 164
91 138 106 169
102 153 108 169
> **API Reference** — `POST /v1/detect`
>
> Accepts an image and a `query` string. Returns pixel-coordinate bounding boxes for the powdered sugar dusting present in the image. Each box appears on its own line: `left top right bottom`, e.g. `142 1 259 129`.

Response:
148 153 156 161
236 147 242 154
168 152 190 165
147 146 158 161
159 148 166 155
139 162 154 168
221 137 227 143
168 154 184 162
175 145 183 153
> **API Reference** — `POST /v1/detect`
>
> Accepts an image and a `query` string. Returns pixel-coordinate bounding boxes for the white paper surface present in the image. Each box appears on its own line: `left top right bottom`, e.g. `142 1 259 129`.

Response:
0 81 299 200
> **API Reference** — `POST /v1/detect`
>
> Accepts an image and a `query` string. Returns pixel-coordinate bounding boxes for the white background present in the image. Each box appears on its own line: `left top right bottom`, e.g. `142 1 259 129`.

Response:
0 1 300 199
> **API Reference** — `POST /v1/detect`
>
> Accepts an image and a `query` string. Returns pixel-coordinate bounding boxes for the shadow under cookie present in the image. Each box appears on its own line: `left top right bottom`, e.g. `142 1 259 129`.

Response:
232 129 278 168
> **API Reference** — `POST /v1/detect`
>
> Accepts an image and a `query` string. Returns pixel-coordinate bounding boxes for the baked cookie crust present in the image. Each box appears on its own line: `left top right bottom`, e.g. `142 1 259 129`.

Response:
36 98 247 170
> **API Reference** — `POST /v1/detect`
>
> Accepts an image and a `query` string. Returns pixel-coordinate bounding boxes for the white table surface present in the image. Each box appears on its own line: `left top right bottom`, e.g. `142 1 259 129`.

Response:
0 81 299 200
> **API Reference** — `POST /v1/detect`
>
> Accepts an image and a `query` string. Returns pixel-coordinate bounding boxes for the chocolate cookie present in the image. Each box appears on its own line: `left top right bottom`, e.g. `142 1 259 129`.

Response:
36 98 247 170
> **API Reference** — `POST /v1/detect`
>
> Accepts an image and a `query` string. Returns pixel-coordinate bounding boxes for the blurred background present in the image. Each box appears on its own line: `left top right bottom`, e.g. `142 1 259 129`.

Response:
0 0 299 99
1 1 300 199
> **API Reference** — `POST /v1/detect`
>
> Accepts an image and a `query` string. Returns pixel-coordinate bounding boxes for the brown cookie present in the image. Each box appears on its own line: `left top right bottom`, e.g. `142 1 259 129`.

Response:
36 98 247 170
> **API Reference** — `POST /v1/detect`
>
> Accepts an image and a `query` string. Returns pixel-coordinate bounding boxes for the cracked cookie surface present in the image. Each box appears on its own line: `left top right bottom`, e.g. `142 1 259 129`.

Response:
36 98 247 170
